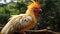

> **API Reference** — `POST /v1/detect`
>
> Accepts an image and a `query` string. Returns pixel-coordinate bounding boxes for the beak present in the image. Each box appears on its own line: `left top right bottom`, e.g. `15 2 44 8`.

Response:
40 9 42 12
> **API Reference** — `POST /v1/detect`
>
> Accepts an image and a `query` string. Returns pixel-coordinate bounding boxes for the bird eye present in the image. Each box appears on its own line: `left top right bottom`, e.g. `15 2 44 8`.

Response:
34 8 38 11
34 8 38 9
34 8 37 9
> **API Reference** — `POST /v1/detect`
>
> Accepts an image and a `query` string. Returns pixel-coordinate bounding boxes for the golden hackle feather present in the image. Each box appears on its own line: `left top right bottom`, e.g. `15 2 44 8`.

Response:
26 0 40 23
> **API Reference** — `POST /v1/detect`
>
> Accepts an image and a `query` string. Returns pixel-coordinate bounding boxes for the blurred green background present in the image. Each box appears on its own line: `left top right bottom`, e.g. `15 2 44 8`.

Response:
0 0 60 32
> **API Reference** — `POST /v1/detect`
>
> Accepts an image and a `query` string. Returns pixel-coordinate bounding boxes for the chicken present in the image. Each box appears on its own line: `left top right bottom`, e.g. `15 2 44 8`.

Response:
1 0 42 34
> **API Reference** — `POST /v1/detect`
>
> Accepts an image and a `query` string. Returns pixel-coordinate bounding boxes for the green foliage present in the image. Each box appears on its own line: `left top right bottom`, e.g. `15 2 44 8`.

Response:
0 0 27 26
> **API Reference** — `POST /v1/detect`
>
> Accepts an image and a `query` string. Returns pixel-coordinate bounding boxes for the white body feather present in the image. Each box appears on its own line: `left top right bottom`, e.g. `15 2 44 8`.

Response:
1 14 32 34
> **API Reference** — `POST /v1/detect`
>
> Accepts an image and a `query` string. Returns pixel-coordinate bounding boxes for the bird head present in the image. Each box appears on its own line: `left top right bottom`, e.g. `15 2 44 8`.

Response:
26 0 42 19
28 0 42 19
28 0 41 10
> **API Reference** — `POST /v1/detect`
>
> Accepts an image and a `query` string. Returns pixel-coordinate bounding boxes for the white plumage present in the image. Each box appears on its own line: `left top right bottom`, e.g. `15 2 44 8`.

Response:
1 14 33 34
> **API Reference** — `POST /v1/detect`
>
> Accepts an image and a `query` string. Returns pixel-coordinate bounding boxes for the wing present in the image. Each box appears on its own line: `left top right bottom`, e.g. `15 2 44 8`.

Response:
1 14 33 34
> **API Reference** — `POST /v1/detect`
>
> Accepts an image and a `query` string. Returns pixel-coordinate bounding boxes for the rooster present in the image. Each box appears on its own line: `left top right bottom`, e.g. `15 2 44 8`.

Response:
1 0 42 34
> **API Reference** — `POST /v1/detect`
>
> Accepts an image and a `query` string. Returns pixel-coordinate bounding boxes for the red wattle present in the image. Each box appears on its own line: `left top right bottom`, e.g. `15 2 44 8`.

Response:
34 10 39 19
